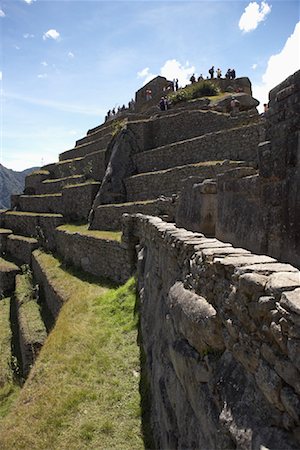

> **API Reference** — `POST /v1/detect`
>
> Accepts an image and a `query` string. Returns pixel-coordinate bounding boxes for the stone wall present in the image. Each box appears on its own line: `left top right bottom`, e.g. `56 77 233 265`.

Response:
91 197 175 231
3 212 63 252
55 228 134 284
128 109 259 152
59 133 112 161
62 182 100 222
47 149 106 182
31 250 64 318
125 161 250 202
134 122 263 173
216 70 300 268
126 213 300 450
17 194 62 214
6 235 38 265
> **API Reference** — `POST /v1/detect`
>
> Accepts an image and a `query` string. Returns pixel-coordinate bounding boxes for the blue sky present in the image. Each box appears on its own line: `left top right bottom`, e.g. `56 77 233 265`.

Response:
0 0 299 171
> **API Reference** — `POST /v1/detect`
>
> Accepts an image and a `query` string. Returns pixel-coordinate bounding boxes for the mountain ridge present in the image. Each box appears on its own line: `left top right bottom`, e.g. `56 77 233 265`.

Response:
0 164 39 209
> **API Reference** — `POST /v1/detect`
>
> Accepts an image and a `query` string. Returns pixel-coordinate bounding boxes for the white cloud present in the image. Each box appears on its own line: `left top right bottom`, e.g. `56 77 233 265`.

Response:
253 21 300 111
23 0 36 4
137 67 156 85
41 61 48 67
0 71 2 81
14 45 21 50
137 59 195 87
43 29 60 41
160 59 195 88
239 1 271 32
23 33 34 39
68 52 75 58
37 73 47 79
0 9 5 17
252 63 258 70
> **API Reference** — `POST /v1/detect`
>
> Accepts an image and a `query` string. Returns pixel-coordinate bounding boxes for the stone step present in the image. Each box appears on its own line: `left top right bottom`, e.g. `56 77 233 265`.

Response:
2 212 63 252
62 181 101 222
0 257 20 296
36 174 87 195
15 273 47 377
0 297 13 386
134 123 262 173
0 228 13 253
127 109 260 152
55 225 133 284
31 250 64 318
17 194 63 214
76 121 115 146
45 149 106 181
125 160 254 202
90 198 176 231
6 234 39 265
24 170 50 195
59 133 111 161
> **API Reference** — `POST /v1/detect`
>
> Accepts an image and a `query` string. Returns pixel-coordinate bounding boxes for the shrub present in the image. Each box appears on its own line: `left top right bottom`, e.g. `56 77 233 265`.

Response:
168 80 220 105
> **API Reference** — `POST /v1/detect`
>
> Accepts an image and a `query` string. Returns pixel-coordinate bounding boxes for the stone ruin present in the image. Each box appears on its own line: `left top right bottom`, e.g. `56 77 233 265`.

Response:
0 71 300 449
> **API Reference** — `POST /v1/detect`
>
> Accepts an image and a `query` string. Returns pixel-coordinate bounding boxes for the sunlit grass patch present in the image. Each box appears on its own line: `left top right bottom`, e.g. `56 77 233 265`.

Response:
0 260 143 450
58 224 122 241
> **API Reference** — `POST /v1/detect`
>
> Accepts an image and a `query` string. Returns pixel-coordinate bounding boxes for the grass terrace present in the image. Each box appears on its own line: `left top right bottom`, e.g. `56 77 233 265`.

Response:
0 250 145 449
0 298 21 419
58 224 122 241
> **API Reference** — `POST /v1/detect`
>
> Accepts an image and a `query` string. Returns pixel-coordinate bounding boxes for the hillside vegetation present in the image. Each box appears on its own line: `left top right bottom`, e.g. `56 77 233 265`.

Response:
0 252 144 450
0 164 38 209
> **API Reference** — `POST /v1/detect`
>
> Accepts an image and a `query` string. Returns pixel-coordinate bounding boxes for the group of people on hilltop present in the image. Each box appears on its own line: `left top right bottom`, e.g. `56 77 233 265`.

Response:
189 67 237 83
104 98 136 122
208 66 236 79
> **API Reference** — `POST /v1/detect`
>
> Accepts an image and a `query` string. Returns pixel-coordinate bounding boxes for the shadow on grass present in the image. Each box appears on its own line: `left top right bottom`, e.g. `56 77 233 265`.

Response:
52 252 118 290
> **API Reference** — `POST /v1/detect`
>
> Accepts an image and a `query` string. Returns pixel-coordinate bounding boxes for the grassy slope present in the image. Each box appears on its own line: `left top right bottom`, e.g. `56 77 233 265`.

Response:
0 252 143 449
0 298 21 419
57 224 122 241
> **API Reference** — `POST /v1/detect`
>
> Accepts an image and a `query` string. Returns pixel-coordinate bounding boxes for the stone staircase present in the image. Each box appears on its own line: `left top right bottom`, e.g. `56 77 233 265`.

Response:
4 107 263 238
0 97 263 364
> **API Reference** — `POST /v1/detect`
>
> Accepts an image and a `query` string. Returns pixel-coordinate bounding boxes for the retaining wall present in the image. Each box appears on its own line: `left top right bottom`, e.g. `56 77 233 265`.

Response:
125 214 300 450
62 182 100 222
128 110 259 152
36 175 86 195
6 235 38 265
134 123 263 173
55 228 134 284
59 133 112 161
31 250 64 318
3 212 63 251
91 197 176 231
125 161 250 202
17 194 62 214
216 70 300 268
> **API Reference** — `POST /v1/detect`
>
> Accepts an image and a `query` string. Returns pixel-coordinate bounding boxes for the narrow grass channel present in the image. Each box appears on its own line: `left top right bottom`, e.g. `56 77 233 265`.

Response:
0 254 144 449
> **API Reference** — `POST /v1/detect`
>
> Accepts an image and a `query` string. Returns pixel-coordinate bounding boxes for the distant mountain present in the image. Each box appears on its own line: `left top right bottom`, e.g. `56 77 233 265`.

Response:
0 164 39 209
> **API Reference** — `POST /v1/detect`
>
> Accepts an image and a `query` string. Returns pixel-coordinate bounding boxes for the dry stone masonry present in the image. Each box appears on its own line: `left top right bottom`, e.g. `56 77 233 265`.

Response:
0 72 299 449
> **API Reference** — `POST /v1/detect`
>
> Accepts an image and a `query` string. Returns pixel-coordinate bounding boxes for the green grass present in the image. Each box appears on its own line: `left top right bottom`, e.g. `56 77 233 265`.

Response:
58 224 122 241
168 80 219 105
15 272 47 346
0 251 143 449
0 298 21 419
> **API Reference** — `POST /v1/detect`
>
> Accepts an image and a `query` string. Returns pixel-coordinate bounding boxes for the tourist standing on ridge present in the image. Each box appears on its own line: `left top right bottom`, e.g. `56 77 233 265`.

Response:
190 74 196 84
159 97 168 111
231 68 236 79
209 66 214 78
146 88 152 100
198 74 204 81
217 68 222 78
